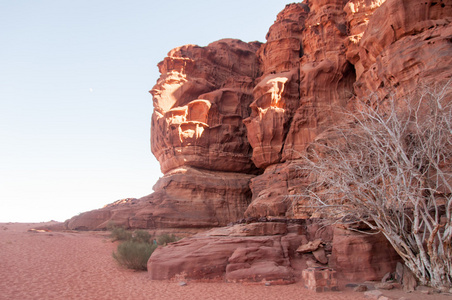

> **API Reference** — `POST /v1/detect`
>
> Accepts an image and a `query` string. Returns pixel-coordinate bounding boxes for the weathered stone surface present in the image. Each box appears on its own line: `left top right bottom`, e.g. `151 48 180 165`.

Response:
402 265 417 292
296 239 323 253
65 0 452 285
331 227 401 281
136 167 254 229
244 70 300 168
66 167 254 230
244 160 310 218
375 282 394 290
147 220 401 283
363 290 383 299
344 0 386 76
312 247 328 264
354 0 452 99
228 222 287 236
302 268 339 292
354 285 368 292
243 3 308 168
282 0 356 161
147 224 295 284
246 0 452 222
151 39 261 174
65 198 139 230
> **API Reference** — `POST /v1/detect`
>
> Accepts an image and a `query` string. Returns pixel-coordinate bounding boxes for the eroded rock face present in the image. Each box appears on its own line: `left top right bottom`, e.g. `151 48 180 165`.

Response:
244 160 310 218
66 39 262 231
148 222 295 283
66 167 254 230
244 3 308 169
279 0 356 162
145 0 450 285
330 227 401 281
68 0 452 230
151 39 261 174
148 221 401 284
131 167 254 229
66 0 452 284
355 0 452 99
245 0 452 219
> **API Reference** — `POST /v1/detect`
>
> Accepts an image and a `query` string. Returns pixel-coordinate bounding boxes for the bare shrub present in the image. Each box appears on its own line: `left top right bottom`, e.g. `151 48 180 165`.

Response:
296 83 452 288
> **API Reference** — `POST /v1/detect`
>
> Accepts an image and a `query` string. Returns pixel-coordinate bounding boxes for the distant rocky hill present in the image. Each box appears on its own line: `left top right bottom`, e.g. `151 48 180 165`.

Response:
65 0 451 284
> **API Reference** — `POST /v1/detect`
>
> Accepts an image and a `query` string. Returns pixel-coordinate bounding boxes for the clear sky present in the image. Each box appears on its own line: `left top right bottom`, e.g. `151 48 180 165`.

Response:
0 0 291 222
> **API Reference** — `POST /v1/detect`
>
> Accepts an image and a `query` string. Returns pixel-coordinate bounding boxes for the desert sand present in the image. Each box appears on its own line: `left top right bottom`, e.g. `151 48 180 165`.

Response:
0 223 448 300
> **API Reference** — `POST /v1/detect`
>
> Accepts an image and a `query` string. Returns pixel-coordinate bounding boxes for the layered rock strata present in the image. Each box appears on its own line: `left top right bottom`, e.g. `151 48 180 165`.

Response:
246 0 452 218
67 0 452 230
66 39 262 231
148 221 400 283
244 3 308 169
150 39 260 174
65 0 452 286
66 167 254 230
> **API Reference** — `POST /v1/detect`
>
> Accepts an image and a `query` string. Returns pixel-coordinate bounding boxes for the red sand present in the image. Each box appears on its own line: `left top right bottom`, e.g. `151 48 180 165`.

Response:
0 223 447 300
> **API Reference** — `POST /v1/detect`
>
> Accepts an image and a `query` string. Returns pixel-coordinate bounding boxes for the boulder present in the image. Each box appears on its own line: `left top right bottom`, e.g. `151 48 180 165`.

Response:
330 227 401 282
296 239 323 253
312 247 328 264
402 265 417 292
363 290 383 299
147 224 295 284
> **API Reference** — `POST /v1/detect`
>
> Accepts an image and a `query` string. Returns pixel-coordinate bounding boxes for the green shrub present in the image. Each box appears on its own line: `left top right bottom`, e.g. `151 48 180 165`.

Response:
132 230 152 243
109 226 132 242
112 241 157 270
106 221 118 231
157 233 179 245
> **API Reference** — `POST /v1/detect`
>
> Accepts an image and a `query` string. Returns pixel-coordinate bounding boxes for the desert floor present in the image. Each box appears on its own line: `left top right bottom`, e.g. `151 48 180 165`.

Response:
0 222 449 300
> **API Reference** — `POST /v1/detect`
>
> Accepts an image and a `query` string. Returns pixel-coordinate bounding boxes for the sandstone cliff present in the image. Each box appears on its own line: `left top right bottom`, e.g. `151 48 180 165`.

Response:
65 0 452 284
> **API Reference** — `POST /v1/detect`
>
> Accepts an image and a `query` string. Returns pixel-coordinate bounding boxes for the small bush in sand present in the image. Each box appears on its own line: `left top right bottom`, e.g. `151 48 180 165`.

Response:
110 229 180 271
157 233 179 246
112 241 157 271
109 226 132 242
132 230 152 244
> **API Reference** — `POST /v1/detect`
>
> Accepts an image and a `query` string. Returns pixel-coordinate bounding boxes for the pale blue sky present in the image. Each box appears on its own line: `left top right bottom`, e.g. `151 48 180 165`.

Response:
0 1 290 222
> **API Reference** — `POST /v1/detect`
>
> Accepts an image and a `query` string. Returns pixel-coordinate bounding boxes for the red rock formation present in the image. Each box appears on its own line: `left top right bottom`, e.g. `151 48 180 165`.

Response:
354 0 452 99
330 227 401 281
344 0 386 76
68 0 452 229
66 167 254 230
282 0 355 161
148 221 400 284
130 167 254 229
65 0 452 286
66 39 262 231
246 0 452 219
244 3 308 169
244 160 309 218
245 0 357 217
151 39 261 174
147 222 297 283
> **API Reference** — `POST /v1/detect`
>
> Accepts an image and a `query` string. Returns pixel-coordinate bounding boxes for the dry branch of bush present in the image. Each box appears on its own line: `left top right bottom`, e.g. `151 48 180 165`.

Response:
294 82 452 288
